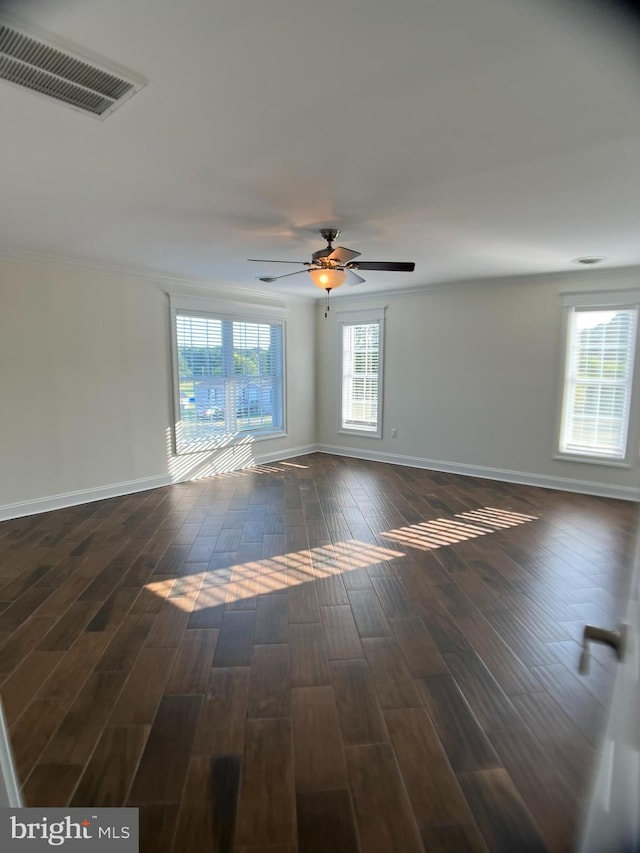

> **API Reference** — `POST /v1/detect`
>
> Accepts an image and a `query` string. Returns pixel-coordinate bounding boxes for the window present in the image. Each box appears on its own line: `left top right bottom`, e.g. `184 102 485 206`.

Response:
559 296 638 462
339 308 385 437
172 304 285 454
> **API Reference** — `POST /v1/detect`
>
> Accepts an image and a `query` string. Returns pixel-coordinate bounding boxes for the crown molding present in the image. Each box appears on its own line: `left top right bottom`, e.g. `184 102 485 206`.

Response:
329 262 640 304
0 247 315 305
3 245 638 307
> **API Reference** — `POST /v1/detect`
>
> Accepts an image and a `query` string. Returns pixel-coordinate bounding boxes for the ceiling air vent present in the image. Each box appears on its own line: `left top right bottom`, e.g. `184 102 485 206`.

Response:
0 20 146 117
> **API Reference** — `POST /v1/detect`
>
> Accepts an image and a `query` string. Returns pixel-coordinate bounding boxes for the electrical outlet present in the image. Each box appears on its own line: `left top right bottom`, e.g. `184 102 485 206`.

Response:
391 428 398 438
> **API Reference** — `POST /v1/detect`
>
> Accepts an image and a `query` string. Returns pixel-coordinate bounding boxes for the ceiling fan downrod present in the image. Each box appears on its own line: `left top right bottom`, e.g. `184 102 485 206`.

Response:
319 228 340 248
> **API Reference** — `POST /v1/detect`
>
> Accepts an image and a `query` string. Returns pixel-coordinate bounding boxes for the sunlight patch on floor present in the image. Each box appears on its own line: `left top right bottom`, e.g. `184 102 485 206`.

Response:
144 508 538 609
381 506 538 551
149 539 405 610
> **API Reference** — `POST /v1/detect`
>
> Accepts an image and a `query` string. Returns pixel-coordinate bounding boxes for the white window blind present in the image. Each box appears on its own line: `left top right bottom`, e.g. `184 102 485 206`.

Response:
340 311 384 436
560 307 638 460
174 311 284 454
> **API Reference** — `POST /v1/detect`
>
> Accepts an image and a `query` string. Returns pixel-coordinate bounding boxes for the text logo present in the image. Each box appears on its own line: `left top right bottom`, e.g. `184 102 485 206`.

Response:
1 809 138 851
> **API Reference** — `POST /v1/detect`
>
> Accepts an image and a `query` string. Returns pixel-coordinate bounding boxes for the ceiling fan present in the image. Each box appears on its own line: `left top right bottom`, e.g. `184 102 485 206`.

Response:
248 228 415 315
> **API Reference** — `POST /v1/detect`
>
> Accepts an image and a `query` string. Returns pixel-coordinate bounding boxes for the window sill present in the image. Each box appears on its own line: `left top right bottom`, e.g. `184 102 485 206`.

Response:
338 428 382 439
554 453 632 469
176 429 287 456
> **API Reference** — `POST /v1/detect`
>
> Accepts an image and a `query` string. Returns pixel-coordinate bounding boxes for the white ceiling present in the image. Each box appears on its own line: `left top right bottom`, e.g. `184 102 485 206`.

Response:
1 0 639 299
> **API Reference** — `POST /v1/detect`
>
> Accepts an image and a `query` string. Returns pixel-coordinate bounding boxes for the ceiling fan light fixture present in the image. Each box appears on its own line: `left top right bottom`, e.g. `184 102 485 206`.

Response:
308 268 347 291
248 230 415 301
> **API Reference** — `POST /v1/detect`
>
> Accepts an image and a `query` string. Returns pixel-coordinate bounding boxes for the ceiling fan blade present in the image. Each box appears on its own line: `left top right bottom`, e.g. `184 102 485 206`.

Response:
327 246 361 264
347 270 366 286
350 261 415 272
248 258 307 264
258 269 307 282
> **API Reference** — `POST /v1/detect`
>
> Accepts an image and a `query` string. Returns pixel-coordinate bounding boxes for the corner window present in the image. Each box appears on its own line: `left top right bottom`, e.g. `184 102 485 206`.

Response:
559 296 638 463
172 306 285 454
339 308 385 437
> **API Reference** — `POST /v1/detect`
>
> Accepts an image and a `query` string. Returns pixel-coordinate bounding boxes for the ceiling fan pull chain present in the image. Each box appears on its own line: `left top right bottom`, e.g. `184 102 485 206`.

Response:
325 288 331 318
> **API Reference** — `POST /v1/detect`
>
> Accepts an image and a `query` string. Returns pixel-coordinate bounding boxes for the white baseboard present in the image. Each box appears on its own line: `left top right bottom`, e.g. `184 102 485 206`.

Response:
2 441 636 522
316 444 640 502
0 474 172 522
0 444 319 522
251 443 318 467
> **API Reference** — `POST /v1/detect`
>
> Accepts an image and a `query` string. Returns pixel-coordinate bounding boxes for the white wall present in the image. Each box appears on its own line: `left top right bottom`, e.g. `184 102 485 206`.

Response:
316 268 640 500
1 256 638 517
0 257 317 516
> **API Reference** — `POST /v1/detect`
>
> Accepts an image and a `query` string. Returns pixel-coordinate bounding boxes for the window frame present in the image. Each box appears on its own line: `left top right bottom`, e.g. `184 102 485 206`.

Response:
170 294 287 455
337 307 385 439
556 290 640 467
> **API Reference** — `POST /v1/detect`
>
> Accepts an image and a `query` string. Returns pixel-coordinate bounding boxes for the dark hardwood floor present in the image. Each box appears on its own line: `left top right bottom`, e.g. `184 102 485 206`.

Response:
0 453 637 852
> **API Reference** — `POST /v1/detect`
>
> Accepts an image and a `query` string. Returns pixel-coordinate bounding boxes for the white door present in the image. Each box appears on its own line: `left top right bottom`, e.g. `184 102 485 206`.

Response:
579 511 640 853
0 699 22 807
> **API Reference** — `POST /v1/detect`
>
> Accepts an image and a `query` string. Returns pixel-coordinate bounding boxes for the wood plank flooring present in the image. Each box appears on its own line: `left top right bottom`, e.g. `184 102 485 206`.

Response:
0 453 637 852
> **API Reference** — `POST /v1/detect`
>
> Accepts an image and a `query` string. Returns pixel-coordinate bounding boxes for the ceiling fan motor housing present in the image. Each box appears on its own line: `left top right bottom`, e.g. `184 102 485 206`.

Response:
312 229 341 263
311 247 332 263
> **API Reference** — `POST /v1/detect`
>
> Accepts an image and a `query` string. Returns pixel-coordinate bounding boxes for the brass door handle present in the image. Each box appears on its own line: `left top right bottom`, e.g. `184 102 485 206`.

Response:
579 623 627 675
